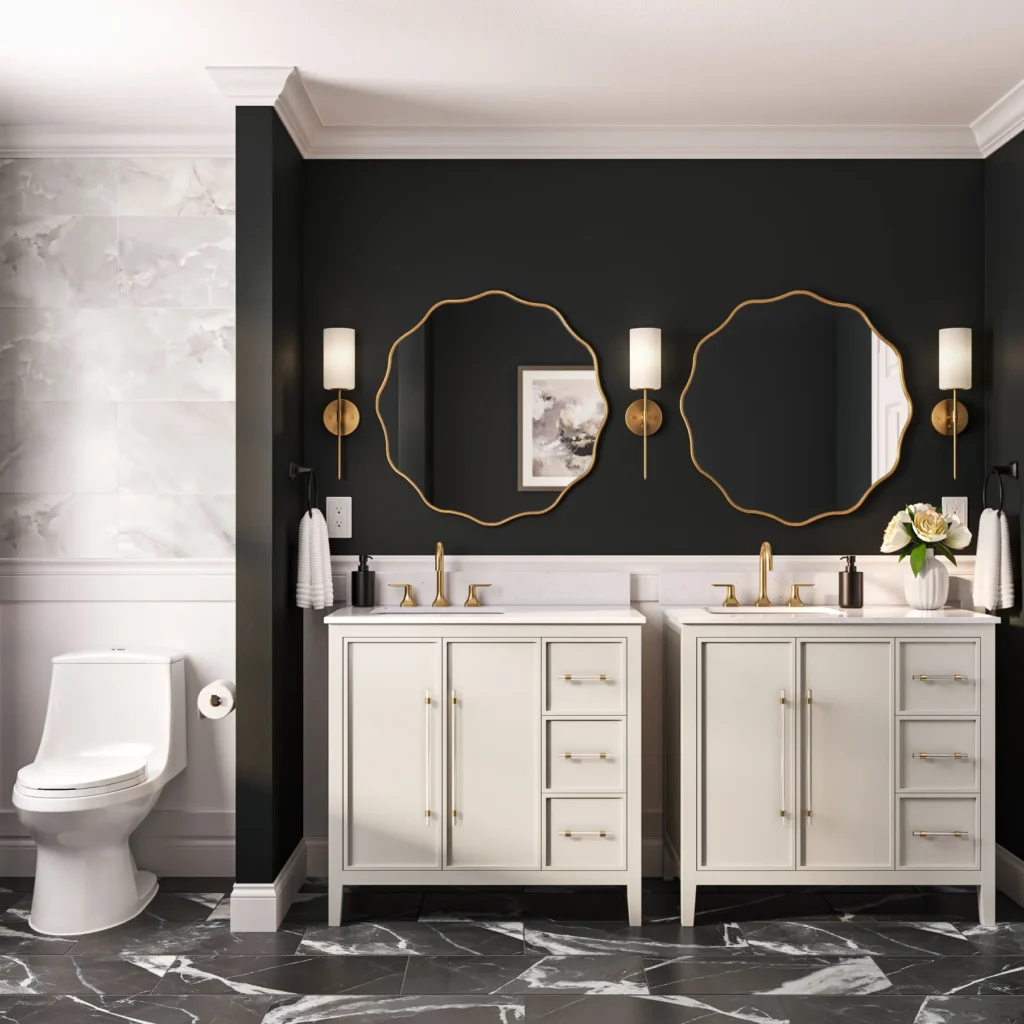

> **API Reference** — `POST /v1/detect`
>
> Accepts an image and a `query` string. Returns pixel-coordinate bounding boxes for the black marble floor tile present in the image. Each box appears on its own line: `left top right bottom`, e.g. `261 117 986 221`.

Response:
0 906 77 955
739 920 976 957
134 893 229 924
0 954 174 996
154 954 407 996
825 890 982 922
876 956 1024 995
641 894 680 925
958 923 1024 954
67 921 305 956
419 891 526 922
157 879 233 895
0 881 35 894
642 880 677 895
262 994 525 1022
401 955 647 995
523 994 925 1022
0 994 273 1024
286 890 424 925
519 891 627 923
914 994 1024 1022
694 889 836 925
299 878 328 894
643 955 890 995
524 922 746 957
297 922 525 957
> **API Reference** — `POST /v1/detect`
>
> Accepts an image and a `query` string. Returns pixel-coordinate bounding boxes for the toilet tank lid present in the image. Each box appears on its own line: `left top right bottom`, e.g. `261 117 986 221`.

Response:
53 649 185 665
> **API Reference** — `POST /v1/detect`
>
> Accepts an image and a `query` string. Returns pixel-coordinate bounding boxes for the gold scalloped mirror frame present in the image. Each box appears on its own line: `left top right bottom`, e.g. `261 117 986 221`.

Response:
679 289 914 527
375 289 608 527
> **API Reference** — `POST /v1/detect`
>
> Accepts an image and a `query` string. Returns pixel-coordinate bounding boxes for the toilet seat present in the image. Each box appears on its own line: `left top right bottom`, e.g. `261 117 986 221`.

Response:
16 756 147 799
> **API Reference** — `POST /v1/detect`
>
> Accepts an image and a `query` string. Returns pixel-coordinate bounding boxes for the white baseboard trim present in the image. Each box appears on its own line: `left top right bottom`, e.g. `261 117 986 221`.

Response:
997 844 1024 905
230 840 306 932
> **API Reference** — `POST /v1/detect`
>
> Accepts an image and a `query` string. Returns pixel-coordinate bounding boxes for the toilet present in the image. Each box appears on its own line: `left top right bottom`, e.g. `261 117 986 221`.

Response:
13 649 187 936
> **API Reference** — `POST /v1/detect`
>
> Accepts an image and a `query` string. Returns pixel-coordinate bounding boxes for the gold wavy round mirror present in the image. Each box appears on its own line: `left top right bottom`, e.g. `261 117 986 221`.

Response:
680 290 913 526
375 290 607 526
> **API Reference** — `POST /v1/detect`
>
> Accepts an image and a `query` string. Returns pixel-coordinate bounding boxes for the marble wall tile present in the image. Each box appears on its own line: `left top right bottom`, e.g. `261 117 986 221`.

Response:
117 495 235 558
0 216 118 308
117 401 235 494
118 217 235 309
0 493 118 557
118 159 235 216
0 401 118 493
0 159 117 217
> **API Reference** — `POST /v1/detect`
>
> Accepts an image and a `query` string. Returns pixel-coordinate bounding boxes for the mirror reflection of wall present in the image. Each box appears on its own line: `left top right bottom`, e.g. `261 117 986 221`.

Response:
379 291 606 526
682 291 911 526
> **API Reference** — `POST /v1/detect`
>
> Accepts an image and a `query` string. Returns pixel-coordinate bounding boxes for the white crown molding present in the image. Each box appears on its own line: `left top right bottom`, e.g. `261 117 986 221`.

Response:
206 65 297 106
0 124 234 158
972 77 1024 157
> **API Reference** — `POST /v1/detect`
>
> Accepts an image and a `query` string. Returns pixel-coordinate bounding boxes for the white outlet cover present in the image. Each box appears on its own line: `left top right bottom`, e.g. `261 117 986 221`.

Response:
942 496 968 526
326 496 352 539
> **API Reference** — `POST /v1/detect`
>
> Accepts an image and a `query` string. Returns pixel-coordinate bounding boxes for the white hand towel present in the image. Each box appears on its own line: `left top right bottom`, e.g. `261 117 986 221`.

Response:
973 508 999 611
296 512 312 609
308 510 326 610
999 510 1016 610
312 508 335 608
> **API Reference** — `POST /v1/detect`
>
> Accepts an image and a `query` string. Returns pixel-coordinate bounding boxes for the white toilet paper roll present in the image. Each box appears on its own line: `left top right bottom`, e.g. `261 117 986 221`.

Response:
197 679 236 720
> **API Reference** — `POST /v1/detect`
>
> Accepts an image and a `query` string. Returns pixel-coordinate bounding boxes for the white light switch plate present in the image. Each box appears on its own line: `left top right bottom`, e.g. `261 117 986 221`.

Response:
326 496 352 539
943 496 968 525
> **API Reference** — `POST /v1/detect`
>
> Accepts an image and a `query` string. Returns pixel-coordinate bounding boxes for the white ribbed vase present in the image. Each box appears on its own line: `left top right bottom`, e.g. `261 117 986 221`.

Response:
902 549 950 610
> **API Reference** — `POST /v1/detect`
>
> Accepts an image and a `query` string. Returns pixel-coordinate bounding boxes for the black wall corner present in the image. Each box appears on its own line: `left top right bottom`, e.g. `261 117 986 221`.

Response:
985 129 1024 860
235 107 306 884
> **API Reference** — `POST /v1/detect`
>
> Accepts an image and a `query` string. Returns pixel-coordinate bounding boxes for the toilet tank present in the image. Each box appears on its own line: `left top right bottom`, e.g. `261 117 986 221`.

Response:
36 649 187 783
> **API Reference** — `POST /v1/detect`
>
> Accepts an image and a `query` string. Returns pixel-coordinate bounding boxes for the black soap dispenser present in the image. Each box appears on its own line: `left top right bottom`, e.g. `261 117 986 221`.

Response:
351 555 376 608
839 554 864 609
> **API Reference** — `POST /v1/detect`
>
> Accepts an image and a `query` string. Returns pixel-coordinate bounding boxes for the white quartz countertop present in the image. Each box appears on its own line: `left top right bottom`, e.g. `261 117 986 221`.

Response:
664 605 999 626
325 605 646 625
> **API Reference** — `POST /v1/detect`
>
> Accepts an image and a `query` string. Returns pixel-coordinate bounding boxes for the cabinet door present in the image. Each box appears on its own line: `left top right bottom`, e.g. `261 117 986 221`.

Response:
699 641 794 870
344 640 443 870
800 641 892 869
448 641 541 869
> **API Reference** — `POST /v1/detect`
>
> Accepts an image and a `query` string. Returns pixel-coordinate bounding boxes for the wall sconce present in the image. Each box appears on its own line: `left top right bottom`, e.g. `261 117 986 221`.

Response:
625 327 663 481
323 327 360 479
931 327 971 480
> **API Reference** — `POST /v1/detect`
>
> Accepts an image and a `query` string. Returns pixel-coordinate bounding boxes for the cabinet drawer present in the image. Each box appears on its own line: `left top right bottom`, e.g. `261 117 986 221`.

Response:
546 797 625 869
898 641 978 714
898 797 979 869
546 720 625 792
898 720 978 791
546 642 625 714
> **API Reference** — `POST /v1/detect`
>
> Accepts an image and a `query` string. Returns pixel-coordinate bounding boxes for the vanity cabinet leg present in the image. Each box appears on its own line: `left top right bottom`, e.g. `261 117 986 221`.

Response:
979 882 996 926
627 879 642 927
328 882 343 926
681 872 697 927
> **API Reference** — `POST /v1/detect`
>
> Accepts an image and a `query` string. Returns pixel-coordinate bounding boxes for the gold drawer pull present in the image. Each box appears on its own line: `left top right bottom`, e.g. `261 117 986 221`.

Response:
912 752 968 760
563 674 608 681
559 830 613 838
562 752 607 760
912 830 969 838
913 674 965 682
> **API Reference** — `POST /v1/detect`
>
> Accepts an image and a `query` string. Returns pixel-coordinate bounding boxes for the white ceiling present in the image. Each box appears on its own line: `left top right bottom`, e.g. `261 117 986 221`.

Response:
2 0 1024 155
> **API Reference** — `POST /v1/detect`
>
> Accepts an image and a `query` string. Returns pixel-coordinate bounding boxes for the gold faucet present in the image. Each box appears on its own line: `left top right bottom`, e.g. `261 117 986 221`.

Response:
433 542 449 607
756 541 773 607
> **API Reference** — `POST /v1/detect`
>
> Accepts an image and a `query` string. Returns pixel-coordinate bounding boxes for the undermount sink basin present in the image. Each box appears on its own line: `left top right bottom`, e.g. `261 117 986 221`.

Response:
370 606 505 614
705 605 842 616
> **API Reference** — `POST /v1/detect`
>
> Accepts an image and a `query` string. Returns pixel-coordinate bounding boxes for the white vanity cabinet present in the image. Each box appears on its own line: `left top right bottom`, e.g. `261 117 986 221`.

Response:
327 607 644 924
664 608 997 925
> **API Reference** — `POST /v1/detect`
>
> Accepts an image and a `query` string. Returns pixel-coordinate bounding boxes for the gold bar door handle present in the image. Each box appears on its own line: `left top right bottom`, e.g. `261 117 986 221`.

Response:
559 830 613 838
805 690 813 819
779 690 787 819
562 752 608 760
913 830 969 838
450 691 458 824
912 752 968 760
563 674 608 682
424 691 431 823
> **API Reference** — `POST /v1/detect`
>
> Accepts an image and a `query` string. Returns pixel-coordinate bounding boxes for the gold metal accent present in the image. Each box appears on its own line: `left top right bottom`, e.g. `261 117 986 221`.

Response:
756 542 773 607
913 752 967 760
913 830 968 838
433 542 448 607
323 393 360 480
625 392 663 481
786 583 815 608
375 290 607 527
389 582 417 607
914 674 964 682
563 674 607 681
712 583 740 607
931 394 969 480
464 583 491 608
563 752 608 759
559 830 610 838
680 290 913 526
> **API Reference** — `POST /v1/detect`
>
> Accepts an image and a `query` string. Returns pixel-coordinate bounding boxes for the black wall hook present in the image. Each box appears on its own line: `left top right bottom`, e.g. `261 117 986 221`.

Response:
289 462 317 518
983 461 1019 512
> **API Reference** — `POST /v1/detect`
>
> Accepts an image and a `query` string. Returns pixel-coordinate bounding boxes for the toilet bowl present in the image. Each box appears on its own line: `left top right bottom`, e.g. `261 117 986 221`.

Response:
13 649 187 936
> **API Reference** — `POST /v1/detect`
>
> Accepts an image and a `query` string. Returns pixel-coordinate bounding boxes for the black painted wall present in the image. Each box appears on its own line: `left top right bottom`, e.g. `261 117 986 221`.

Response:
985 130 1024 859
235 108 306 883
303 160 985 554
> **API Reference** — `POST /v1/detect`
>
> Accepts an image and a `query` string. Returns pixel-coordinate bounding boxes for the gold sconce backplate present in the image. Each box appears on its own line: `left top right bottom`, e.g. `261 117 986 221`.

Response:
624 398 663 436
323 398 360 437
930 399 968 436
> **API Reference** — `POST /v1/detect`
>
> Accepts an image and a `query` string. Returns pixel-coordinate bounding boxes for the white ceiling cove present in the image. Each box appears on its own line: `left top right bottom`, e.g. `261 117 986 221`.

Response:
2 0 1023 157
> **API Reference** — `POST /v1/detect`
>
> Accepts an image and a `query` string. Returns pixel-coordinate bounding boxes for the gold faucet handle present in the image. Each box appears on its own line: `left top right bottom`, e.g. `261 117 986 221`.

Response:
388 582 417 608
465 583 492 608
786 583 815 608
712 583 740 607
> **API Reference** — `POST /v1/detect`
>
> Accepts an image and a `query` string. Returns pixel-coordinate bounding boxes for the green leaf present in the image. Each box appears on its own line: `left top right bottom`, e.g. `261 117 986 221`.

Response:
935 541 957 566
902 521 916 538
910 542 927 577
898 549 910 562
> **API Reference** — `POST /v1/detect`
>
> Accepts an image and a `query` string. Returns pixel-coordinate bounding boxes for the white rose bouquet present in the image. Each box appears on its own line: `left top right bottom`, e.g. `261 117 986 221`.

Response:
880 503 972 576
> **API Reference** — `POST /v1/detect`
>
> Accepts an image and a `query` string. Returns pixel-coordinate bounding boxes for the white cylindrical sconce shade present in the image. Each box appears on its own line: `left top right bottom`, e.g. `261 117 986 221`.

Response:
323 328 356 390
629 328 662 390
938 327 971 391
